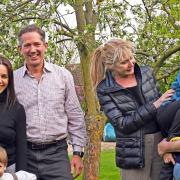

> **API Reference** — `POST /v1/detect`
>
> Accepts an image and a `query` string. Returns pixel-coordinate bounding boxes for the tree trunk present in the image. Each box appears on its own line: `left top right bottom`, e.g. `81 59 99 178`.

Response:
83 115 105 180
74 1 104 177
77 45 105 179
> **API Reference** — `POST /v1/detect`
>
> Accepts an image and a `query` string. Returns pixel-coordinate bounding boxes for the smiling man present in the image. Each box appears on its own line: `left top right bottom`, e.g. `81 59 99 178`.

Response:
14 24 86 180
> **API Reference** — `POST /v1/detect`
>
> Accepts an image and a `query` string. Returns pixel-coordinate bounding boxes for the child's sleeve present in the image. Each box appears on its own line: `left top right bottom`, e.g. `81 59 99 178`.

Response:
171 71 180 101
16 170 37 180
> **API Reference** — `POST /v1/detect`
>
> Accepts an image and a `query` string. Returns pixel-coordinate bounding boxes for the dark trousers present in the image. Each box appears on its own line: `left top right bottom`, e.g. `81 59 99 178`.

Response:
157 100 180 180
157 100 180 138
159 163 174 180
27 139 73 180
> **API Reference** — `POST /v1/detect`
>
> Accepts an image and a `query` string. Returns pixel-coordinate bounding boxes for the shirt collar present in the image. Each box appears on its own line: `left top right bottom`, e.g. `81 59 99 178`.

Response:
21 60 53 77
44 61 53 72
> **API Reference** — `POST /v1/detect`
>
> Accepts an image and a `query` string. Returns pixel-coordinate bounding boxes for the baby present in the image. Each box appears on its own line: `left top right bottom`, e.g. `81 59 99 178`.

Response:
157 70 180 180
0 146 36 180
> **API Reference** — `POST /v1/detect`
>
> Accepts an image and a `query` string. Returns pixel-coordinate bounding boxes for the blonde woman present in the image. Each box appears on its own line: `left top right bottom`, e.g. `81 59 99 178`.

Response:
90 39 174 180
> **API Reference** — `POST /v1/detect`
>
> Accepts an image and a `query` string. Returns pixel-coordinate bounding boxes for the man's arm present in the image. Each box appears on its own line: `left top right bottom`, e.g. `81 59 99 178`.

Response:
158 139 180 156
63 68 86 150
63 68 86 177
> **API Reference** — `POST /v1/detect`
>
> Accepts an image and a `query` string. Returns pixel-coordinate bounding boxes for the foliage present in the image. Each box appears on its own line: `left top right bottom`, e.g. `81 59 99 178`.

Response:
0 0 179 89
0 0 78 67
0 0 179 179
98 0 180 90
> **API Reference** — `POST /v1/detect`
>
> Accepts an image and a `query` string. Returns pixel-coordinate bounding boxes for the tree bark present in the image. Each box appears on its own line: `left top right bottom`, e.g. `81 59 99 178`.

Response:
77 42 105 179
73 1 105 178
83 115 105 180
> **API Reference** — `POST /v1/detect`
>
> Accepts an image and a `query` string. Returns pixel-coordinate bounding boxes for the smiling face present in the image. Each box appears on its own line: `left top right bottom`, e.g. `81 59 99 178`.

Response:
18 32 48 70
0 65 9 94
112 54 136 78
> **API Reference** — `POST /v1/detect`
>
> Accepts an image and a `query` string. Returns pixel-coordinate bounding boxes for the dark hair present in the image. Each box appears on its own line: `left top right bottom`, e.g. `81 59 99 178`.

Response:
18 24 46 45
0 55 17 109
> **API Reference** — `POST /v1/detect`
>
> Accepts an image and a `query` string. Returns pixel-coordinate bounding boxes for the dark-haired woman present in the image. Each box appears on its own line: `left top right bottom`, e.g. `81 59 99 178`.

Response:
0 55 27 172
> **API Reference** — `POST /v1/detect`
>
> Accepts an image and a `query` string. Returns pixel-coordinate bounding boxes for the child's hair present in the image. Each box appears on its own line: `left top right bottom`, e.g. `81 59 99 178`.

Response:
0 146 8 166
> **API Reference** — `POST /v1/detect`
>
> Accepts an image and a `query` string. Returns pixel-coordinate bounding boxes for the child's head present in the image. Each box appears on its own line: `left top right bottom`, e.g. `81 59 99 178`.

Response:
0 146 7 177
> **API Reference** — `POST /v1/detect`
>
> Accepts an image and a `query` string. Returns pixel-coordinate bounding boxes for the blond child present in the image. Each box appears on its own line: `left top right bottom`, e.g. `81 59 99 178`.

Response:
0 146 36 180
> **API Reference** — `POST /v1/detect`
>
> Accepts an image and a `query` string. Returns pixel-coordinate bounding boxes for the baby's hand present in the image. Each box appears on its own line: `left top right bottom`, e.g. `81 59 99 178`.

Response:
163 153 175 165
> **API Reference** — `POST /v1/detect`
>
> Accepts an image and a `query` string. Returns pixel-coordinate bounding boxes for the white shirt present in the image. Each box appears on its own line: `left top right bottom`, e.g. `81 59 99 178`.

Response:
0 171 36 180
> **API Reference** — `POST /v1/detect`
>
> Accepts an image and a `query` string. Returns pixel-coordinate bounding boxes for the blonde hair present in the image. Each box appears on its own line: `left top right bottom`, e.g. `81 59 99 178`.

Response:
90 39 134 88
0 146 8 166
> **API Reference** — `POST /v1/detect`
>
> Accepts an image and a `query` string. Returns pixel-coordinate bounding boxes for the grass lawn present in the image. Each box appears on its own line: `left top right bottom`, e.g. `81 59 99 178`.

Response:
75 149 120 180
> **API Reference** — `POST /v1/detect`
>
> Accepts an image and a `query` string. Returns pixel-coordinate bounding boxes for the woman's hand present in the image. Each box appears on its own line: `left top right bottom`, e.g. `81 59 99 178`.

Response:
163 153 175 165
153 89 174 108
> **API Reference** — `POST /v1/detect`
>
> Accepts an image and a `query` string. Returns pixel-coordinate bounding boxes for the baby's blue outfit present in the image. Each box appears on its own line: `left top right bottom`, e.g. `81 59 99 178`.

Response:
171 71 180 101
169 70 180 180
162 70 180 106
160 70 180 179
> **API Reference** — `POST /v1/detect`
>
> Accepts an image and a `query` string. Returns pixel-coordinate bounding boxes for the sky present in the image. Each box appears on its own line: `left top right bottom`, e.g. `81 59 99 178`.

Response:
59 0 143 28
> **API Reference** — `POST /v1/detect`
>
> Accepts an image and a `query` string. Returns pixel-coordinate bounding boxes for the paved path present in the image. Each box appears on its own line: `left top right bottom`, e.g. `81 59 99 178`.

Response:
68 141 115 154
101 141 116 150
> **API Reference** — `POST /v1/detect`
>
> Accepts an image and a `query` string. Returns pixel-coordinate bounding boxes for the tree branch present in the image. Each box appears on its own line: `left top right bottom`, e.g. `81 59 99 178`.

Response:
154 45 180 74
53 19 76 35
135 51 152 57
12 16 76 36
157 66 179 80
6 0 33 12
56 38 73 43
161 3 179 30
142 0 152 21
84 0 93 24
74 0 86 34
56 29 74 38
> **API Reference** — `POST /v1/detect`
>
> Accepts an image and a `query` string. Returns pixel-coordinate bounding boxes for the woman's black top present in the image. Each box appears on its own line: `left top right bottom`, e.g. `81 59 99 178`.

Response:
127 86 142 105
0 90 27 171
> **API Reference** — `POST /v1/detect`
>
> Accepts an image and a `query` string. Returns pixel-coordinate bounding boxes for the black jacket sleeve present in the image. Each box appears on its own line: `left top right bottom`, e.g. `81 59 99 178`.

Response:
15 104 27 171
97 91 157 134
